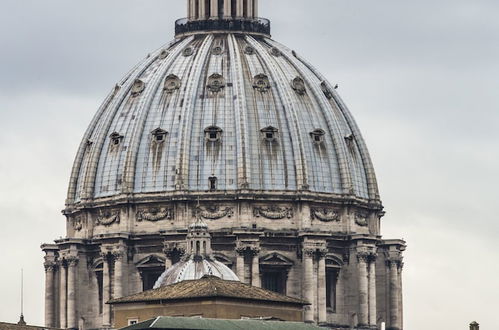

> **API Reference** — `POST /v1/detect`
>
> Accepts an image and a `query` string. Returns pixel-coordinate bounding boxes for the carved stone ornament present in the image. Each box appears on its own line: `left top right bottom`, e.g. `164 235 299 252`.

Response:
355 213 368 227
253 205 293 220
137 207 173 222
159 49 169 59
244 45 255 55
291 77 306 95
182 47 194 57
206 73 226 93
311 208 340 222
211 46 224 55
321 81 333 99
73 214 85 231
269 47 281 57
253 74 271 92
163 74 181 93
197 206 234 220
96 210 120 226
131 79 146 96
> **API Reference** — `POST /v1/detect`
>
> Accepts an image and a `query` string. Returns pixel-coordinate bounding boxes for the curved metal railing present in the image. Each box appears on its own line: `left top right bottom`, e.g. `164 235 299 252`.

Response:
175 17 271 36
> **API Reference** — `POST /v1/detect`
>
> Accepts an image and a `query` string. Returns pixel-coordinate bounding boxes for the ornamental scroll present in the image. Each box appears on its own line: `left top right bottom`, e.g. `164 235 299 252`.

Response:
197 206 234 220
311 208 340 222
355 213 368 227
253 205 293 220
137 208 173 222
96 210 120 226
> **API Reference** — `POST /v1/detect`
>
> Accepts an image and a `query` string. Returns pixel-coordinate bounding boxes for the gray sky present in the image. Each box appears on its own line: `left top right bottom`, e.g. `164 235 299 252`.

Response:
0 1 498 329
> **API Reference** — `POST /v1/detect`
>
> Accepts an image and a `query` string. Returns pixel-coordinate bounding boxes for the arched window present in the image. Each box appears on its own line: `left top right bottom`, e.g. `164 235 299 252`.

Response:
326 257 342 312
209 176 218 191
310 129 326 144
93 261 104 314
136 255 166 291
205 126 223 142
260 253 294 294
260 126 278 142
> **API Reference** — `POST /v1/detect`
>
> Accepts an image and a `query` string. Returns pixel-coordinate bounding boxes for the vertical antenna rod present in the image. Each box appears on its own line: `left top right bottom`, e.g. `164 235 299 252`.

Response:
18 268 26 325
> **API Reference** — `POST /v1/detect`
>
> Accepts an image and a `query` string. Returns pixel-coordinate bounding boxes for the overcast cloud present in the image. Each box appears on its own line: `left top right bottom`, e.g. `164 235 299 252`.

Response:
0 1 498 329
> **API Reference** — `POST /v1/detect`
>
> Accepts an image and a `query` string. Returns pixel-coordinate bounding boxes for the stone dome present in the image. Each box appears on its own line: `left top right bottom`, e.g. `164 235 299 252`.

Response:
154 217 239 288
66 21 379 205
154 255 239 288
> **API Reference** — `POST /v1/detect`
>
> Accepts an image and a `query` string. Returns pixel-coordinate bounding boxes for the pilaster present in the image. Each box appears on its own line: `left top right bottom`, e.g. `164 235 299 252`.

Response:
66 256 79 329
44 260 57 328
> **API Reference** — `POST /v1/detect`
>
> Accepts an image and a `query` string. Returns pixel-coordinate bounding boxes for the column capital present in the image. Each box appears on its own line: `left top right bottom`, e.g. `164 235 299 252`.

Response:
317 248 328 259
386 254 403 268
357 251 370 263
66 256 79 267
303 248 316 258
44 261 57 272
249 247 261 256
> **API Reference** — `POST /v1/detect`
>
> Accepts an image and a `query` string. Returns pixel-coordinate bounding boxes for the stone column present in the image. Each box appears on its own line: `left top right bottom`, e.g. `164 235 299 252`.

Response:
101 253 111 328
66 256 79 329
210 0 218 18
113 251 124 299
224 0 231 18
368 254 377 327
199 0 206 19
388 259 400 330
250 248 261 287
59 261 67 329
303 248 315 323
398 262 404 329
317 250 327 324
246 0 253 18
236 0 243 17
44 261 56 328
236 247 246 283
253 0 258 17
357 252 369 327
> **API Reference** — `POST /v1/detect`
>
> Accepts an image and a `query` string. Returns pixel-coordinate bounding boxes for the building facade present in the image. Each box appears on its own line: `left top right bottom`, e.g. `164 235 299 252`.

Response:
42 1 405 329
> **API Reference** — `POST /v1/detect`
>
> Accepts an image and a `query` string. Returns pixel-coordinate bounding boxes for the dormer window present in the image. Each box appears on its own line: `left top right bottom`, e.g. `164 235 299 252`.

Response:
204 126 223 142
209 177 218 191
109 132 124 146
261 126 278 142
151 128 168 143
310 129 326 144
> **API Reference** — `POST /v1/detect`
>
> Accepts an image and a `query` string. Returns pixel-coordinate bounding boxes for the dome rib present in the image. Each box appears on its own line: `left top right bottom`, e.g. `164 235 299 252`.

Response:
290 50 380 200
247 36 308 190
175 35 214 191
79 50 163 200
122 37 195 194
228 34 251 188
265 39 354 196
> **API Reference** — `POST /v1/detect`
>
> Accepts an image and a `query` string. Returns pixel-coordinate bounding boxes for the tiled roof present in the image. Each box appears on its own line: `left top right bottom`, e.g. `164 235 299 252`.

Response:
0 322 57 330
109 276 307 305
122 316 323 330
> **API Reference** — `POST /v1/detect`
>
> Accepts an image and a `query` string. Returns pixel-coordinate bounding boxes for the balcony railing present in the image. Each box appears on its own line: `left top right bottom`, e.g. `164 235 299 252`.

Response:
175 17 271 36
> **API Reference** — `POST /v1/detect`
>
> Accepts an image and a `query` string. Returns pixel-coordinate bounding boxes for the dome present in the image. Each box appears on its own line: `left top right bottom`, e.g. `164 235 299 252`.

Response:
66 12 379 205
154 217 239 288
154 255 239 288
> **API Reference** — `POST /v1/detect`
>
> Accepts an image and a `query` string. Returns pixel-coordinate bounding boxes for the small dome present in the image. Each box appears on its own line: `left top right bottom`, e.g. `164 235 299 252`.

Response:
154 255 239 288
